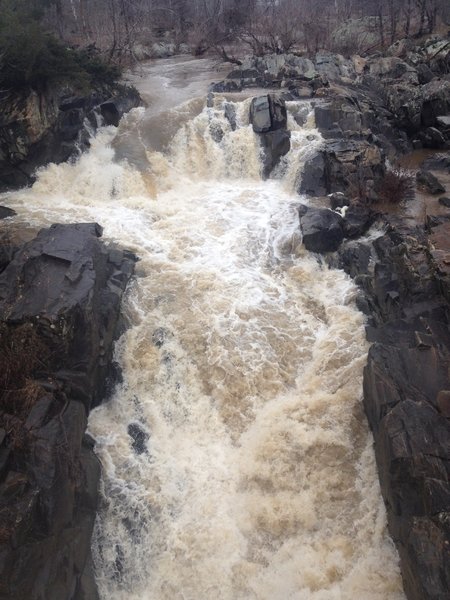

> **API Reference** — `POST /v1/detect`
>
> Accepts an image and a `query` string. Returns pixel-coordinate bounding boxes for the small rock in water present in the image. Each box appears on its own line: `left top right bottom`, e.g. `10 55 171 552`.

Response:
416 170 446 194
0 206 16 219
299 205 344 253
127 422 150 455
152 327 171 347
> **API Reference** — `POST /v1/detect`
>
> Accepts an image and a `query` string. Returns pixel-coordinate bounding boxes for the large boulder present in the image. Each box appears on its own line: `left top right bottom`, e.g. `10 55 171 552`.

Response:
249 93 287 133
250 95 272 133
368 57 419 84
315 52 356 81
299 205 344 253
299 140 385 200
0 223 136 600
382 78 450 137
250 94 290 177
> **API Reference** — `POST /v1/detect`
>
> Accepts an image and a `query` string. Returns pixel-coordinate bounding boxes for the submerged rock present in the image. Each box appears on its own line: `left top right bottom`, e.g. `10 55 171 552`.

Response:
128 422 150 455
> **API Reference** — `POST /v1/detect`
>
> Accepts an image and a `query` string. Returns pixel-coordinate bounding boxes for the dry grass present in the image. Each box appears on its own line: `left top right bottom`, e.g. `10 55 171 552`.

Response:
378 168 416 204
0 323 50 421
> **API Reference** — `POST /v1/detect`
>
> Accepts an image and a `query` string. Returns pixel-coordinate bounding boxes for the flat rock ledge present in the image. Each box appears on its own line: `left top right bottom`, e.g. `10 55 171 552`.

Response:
0 222 137 599
336 214 450 600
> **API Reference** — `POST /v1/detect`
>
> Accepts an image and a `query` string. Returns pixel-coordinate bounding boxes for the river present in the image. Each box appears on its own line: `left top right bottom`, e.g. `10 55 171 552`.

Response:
2 56 404 599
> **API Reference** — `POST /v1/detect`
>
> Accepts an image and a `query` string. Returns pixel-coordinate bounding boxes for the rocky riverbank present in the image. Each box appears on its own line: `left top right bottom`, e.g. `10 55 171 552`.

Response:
212 33 450 600
0 83 141 192
0 219 136 599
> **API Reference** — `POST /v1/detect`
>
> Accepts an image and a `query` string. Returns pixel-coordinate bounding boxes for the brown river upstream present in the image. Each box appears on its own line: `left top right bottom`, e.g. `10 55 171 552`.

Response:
3 56 405 599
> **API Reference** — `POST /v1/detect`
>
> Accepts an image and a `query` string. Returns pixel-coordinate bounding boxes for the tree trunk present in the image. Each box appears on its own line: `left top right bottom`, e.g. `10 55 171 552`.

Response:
378 4 385 48
405 0 412 36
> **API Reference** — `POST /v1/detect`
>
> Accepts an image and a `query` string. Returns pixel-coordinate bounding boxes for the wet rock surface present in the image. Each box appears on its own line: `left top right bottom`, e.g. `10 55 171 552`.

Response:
0 207 16 220
299 205 344 253
249 94 291 178
0 84 141 192
0 222 136 599
416 169 446 194
337 214 450 600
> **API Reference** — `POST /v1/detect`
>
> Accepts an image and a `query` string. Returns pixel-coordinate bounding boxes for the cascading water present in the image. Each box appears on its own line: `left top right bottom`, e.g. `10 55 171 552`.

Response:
2 58 405 599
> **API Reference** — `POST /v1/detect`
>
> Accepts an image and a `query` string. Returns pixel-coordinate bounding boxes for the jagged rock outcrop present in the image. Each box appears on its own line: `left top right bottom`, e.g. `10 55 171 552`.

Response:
0 84 141 192
298 204 344 253
0 222 136 600
249 94 291 178
336 212 450 600
212 33 450 158
298 201 376 253
300 139 385 200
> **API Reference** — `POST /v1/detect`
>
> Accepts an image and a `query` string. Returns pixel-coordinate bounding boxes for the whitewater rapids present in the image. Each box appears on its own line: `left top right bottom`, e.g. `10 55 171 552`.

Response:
2 57 404 600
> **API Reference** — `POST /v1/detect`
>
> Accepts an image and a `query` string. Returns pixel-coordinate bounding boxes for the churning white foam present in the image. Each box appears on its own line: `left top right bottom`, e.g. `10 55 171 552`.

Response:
1 94 404 600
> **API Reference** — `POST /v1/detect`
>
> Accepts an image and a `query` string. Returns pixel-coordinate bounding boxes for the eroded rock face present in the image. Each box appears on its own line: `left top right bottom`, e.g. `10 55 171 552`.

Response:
0 85 141 192
300 140 385 199
249 94 291 178
212 33 450 156
337 217 450 600
0 223 136 600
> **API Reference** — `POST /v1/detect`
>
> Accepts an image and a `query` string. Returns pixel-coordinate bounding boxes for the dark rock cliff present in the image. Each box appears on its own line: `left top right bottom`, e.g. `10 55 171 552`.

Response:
0 222 136 599
339 212 450 600
0 84 141 193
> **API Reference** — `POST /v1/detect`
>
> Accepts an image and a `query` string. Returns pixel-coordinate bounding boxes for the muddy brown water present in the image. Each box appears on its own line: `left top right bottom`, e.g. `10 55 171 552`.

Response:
1 57 405 599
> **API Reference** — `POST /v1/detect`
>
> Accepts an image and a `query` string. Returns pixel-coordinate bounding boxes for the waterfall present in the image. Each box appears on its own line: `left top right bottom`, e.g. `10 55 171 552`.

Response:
1 65 404 600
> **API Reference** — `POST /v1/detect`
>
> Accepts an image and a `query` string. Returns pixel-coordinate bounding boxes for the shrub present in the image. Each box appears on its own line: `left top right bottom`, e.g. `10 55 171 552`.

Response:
378 168 415 204
0 322 50 419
